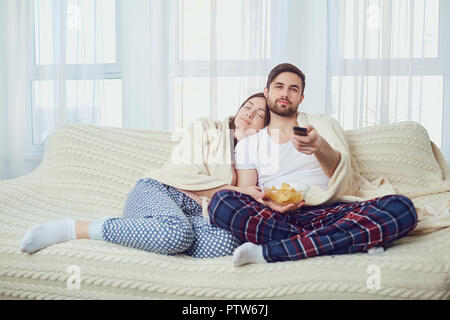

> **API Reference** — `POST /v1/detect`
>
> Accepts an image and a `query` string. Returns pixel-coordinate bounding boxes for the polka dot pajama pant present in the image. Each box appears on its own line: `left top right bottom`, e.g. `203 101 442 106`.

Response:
100 178 242 258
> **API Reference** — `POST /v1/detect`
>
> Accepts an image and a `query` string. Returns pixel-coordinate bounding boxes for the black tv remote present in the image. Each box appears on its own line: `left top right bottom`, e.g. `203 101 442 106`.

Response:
293 126 308 136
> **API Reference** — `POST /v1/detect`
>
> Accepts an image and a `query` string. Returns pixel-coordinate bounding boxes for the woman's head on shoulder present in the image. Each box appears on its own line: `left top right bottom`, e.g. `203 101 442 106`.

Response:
230 92 270 142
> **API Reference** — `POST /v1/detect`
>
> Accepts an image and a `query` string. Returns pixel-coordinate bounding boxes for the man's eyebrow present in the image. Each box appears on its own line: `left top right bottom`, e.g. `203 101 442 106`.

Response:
273 82 300 89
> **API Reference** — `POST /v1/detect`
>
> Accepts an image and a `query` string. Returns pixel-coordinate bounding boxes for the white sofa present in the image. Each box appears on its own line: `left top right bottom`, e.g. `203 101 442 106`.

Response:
0 121 449 300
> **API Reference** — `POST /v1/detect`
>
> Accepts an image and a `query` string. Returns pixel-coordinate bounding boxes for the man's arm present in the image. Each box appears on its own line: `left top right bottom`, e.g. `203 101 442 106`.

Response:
236 169 258 188
290 125 341 178
314 137 341 178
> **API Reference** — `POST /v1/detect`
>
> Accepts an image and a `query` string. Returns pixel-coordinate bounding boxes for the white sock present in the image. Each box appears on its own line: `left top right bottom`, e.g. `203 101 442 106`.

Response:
20 219 76 253
232 242 266 267
367 246 385 254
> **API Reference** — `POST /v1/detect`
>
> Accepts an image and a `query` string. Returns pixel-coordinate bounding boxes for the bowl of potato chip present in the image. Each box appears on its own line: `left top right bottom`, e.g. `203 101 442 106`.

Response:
262 182 310 205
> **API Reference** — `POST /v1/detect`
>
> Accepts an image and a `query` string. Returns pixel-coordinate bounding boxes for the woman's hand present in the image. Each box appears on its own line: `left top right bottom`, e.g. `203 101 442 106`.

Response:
238 185 265 201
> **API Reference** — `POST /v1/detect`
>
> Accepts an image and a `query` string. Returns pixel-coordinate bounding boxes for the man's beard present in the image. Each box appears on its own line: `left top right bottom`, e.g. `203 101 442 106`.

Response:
267 98 298 117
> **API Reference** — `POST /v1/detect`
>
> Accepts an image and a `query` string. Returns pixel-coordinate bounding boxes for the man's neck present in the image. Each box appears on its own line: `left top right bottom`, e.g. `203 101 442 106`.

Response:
267 111 299 133
266 111 300 144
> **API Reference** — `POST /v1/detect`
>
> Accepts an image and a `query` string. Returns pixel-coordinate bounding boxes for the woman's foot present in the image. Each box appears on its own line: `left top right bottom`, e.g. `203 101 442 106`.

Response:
20 219 77 253
232 242 266 267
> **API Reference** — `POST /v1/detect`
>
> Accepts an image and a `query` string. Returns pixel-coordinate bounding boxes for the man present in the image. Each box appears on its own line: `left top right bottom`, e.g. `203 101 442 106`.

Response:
208 63 418 267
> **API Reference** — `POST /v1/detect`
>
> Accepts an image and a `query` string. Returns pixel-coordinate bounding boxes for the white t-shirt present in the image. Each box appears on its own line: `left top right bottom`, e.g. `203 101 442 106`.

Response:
234 127 330 190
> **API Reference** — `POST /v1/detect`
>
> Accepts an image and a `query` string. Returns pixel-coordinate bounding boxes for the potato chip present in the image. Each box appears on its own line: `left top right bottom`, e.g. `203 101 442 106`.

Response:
266 182 304 205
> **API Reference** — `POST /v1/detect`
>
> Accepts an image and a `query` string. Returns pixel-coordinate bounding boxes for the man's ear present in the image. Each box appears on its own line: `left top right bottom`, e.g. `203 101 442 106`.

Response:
299 94 305 104
263 87 269 98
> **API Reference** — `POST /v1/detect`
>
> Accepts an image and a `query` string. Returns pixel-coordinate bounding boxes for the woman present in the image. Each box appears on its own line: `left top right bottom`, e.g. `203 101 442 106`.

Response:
20 92 270 258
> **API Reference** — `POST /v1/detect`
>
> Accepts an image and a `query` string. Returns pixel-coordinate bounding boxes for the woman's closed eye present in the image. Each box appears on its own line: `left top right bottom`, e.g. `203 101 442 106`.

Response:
242 105 264 119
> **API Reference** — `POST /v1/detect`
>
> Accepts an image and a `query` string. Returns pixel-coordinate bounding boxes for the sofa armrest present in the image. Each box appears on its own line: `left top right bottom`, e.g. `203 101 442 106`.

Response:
344 121 447 195
36 123 176 185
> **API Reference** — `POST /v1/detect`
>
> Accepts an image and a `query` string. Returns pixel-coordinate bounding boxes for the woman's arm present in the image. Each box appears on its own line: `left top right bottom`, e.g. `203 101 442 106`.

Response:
191 185 240 199
191 168 262 200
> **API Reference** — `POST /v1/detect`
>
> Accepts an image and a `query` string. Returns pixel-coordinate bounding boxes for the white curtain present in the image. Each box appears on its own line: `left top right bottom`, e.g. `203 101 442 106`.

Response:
326 0 448 152
119 0 288 131
0 0 117 180
1 0 289 180
0 0 34 180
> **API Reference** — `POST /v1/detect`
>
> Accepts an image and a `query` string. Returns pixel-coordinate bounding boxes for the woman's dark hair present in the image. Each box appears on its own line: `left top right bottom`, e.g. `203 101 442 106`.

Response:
266 63 305 95
229 92 270 147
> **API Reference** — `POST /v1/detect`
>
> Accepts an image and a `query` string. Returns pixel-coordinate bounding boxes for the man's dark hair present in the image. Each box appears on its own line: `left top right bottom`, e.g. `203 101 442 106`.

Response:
266 63 306 95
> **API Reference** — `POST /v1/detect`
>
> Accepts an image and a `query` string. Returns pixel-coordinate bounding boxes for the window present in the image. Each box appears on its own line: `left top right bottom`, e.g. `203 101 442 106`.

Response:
31 0 121 145
327 0 449 152
174 0 271 129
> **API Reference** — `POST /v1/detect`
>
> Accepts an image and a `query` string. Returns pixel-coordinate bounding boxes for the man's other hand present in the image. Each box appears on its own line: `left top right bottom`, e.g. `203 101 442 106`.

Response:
258 194 306 213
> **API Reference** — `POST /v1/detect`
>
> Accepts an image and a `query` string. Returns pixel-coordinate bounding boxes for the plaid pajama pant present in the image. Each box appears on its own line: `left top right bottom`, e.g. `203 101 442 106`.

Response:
208 190 418 262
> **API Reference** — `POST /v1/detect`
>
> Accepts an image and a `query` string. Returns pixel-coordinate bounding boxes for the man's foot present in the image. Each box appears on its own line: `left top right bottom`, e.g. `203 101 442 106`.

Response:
20 219 76 253
367 246 385 254
232 242 266 267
